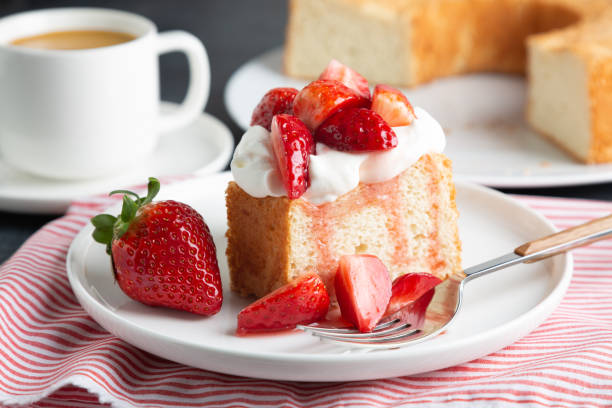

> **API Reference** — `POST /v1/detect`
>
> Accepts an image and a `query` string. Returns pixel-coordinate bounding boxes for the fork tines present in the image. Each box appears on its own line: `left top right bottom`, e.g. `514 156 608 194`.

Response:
297 319 421 344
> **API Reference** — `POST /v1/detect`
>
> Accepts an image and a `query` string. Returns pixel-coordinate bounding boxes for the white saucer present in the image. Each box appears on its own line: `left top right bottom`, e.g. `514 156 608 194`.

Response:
225 48 612 188
67 172 571 382
0 102 234 214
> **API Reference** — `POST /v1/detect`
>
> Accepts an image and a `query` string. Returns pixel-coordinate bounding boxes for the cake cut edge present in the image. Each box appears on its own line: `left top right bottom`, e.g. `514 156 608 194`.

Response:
226 152 462 299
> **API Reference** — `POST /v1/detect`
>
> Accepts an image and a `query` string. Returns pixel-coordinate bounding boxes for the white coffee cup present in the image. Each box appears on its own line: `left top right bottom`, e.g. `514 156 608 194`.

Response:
0 8 210 180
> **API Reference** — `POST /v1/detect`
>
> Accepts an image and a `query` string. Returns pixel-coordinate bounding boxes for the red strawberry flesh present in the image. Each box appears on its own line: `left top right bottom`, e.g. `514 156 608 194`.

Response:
371 84 416 127
236 273 330 335
251 87 298 131
319 59 371 100
380 288 435 329
385 273 442 316
315 108 398 152
334 254 392 332
270 114 314 199
292 79 369 131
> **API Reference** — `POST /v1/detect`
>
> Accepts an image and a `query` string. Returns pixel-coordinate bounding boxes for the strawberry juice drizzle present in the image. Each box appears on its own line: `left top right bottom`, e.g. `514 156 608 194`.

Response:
299 173 413 289
299 199 338 294
299 154 447 286
236 328 301 338
425 157 446 274
359 174 411 267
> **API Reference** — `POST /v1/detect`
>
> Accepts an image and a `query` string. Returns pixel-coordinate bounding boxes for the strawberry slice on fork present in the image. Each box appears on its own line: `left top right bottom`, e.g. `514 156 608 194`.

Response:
385 272 442 316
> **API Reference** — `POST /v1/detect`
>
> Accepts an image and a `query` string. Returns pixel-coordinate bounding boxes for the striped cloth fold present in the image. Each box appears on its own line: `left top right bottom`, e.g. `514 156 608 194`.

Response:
1 184 611 408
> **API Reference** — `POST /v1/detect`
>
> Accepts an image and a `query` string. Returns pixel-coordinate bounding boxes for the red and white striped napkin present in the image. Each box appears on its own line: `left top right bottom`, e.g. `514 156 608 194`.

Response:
1 183 611 408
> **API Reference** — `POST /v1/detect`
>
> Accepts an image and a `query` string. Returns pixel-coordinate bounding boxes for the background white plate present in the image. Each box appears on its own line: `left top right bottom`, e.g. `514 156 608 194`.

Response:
67 172 572 382
225 48 612 188
0 102 234 214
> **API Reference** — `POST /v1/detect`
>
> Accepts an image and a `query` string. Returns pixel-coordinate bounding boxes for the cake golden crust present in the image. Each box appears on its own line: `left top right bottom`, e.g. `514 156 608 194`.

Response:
409 0 535 84
590 56 612 163
225 184 291 297
226 153 462 299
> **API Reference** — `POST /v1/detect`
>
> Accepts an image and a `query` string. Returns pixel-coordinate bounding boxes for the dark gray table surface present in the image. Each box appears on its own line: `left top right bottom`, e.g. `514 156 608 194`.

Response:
1 0 612 264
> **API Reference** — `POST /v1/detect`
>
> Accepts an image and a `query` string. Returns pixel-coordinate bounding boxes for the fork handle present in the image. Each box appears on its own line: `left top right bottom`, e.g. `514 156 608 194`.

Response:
515 214 612 261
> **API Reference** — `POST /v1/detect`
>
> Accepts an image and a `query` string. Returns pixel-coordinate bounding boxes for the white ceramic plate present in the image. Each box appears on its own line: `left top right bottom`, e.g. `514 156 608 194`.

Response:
67 172 572 382
225 48 612 188
0 102 233 214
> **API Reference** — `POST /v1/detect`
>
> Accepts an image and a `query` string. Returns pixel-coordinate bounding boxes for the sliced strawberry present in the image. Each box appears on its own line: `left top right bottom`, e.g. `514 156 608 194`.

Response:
250 87 299 131
371 85 416 127
270 114 314 199
334 254 392 333
385 273 442 316
236 273 330 335
380 288 435 329
319 59 370 100
292 79 369 131
315 108 397 152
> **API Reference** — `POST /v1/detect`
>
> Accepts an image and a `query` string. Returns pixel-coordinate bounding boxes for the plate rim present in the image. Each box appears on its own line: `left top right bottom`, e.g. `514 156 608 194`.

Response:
66 172 573 371
455 172 612 188
224 47 612 189
0 103 234 214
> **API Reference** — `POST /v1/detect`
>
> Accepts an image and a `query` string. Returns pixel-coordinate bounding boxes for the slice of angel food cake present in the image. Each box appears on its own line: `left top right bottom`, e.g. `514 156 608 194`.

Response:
226 61 462 334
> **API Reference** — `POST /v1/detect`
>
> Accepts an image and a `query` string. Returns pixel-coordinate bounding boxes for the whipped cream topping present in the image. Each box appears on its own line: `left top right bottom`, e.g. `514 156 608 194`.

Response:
230 107 446 205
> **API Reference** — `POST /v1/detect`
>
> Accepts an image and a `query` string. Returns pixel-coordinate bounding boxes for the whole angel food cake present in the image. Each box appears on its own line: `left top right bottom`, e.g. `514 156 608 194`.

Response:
284 0 612 163
226 61 461 299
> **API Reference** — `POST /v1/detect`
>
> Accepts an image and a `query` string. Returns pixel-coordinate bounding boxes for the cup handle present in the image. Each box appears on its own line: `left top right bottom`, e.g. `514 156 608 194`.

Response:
156 31 210 133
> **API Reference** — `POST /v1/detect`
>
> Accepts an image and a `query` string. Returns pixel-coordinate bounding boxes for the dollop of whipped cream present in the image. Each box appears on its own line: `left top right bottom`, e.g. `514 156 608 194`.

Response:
231 107 446 205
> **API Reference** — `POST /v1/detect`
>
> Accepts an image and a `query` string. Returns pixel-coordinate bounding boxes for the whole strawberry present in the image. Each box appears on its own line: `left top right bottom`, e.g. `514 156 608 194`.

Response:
91 178 223 316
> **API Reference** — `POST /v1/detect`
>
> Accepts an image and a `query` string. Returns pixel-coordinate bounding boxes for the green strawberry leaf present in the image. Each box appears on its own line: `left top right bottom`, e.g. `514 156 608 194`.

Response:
91 177 162 257
91 214 117 229
108 189 139 200
92 227 113 245
139 177 160 206
120 195 137 223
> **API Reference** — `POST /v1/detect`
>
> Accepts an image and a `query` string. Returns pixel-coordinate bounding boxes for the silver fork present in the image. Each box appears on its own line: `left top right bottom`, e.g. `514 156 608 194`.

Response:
298 214 612 349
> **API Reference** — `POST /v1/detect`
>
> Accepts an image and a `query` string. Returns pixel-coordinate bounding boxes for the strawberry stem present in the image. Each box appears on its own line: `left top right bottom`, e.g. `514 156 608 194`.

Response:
91 177 161 254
